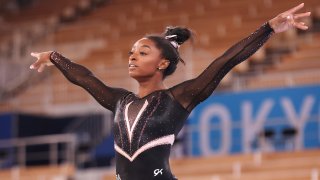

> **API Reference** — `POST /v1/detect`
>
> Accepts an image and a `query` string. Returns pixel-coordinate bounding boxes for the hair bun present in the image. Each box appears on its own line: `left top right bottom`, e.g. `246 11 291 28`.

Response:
164 26 192 45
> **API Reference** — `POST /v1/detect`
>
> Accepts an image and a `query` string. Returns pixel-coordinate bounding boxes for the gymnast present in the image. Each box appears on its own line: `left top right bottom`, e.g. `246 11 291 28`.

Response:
30 3 310 180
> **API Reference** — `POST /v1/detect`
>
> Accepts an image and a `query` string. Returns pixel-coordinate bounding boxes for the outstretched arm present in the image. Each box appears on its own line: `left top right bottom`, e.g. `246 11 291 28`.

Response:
30 51 130 112
170 3 311 112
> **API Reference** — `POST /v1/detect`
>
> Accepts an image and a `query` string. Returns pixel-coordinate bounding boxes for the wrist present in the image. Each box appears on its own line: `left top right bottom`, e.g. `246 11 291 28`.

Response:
46 51 56 66
267 19 276 31
48 51 55 60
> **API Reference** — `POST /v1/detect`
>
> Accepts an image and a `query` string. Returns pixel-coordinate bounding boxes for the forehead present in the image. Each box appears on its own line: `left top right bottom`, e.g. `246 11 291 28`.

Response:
132 38 155 49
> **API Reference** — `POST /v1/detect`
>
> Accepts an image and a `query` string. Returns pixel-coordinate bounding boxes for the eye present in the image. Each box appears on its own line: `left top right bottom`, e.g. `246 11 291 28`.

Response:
128 51 133 56
140 52 147 56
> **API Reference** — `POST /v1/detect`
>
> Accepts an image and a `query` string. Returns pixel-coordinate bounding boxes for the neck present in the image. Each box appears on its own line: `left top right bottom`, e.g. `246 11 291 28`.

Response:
136 76 166 98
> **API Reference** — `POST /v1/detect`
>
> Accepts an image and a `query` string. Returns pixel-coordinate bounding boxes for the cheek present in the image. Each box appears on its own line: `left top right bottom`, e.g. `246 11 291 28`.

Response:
140 56 160 71
144 59 158 70
129 56 160 77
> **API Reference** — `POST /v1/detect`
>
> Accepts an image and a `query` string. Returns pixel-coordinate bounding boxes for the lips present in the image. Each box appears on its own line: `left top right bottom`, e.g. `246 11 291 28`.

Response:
128 63 138 68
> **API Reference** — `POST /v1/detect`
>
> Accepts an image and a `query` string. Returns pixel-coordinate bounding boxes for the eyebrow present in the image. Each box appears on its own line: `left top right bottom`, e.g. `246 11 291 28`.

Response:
141 45 151 49
130 44 151 51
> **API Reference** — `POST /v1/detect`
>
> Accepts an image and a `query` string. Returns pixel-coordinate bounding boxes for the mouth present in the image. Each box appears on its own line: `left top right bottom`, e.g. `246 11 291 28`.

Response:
128 64 138 68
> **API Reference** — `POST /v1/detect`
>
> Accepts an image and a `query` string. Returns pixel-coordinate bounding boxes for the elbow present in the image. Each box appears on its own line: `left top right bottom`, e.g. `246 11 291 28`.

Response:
65 71 93 85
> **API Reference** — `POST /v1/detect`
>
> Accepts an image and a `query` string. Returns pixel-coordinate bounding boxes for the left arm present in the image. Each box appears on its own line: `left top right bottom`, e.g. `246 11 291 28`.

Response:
170 22 274 112
170 3 310 112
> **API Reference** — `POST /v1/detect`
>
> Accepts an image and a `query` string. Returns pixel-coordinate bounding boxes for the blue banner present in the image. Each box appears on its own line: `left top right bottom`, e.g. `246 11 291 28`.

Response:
187 85 320 156
0 113 13 139
0 113 14 168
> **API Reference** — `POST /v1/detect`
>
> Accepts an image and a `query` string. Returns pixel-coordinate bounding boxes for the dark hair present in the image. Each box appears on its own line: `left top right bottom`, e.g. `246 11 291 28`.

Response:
145 26 192 78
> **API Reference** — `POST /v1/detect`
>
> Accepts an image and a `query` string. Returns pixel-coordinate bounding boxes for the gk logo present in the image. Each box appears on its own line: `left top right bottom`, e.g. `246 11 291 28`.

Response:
154 168 163 176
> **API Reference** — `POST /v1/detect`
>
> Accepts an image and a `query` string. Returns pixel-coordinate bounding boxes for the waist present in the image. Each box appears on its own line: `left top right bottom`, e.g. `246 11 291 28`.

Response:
115 145 176 180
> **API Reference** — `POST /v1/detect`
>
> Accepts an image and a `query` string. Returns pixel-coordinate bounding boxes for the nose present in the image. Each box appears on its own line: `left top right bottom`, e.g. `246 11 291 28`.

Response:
129 53 137 61
130 56 136 61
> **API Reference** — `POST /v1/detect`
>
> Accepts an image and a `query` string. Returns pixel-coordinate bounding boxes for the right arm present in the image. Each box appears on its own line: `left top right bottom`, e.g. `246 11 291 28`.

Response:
30 51 130 112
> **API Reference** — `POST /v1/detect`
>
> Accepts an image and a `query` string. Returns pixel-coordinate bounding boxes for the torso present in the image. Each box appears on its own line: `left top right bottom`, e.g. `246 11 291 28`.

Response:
113 90 189 180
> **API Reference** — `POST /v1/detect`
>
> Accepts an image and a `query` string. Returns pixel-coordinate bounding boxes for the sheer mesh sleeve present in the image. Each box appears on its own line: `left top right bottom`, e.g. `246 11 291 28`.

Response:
169 22 274 112
50 52 130 112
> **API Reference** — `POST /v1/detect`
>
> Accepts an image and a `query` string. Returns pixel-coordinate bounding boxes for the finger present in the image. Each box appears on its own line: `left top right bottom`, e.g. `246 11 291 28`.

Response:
287 3 304 14
30 63 39 70
30 52 40 59
38 64 45 72
294 22 309 30
29 64 35 69
294 12 311 19
30 60 42 69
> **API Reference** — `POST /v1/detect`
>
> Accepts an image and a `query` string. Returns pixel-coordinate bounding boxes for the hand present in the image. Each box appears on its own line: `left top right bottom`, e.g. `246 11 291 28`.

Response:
30 51 54 72
268 3 311 33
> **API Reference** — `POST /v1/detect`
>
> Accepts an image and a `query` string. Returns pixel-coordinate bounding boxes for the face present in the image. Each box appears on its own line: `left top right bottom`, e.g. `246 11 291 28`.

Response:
128 38 169 80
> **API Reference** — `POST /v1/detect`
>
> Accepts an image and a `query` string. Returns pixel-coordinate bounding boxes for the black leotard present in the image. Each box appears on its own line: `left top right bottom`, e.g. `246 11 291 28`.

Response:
50 23 274 180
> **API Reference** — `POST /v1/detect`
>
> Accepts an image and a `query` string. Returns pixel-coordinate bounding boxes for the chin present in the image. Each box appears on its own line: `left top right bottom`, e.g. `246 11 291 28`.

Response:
129 71 141 80
129 71 152 81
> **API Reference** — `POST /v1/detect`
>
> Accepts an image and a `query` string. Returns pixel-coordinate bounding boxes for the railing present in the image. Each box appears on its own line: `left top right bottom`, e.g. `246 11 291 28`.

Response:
0 134 76 168
63 112 114 166
64 113 113 147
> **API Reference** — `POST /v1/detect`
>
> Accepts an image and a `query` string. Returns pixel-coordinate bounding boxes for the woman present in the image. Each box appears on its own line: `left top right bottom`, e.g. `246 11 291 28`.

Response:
30 3 310 180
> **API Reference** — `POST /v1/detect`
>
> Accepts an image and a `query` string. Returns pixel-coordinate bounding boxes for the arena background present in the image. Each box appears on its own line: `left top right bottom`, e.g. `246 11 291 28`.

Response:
0 0 319 179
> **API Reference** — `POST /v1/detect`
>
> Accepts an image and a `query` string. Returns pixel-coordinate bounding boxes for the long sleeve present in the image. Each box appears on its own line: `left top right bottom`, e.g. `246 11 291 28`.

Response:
169 22 274 112
50 52 130 112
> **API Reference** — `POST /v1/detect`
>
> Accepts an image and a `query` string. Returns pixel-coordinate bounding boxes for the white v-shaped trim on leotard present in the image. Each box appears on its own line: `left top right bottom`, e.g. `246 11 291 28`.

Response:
114 134 175 162
124 100 149 143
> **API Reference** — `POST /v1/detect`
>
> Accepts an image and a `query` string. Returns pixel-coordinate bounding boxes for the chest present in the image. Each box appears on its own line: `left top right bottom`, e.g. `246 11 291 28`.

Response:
114 92 177 134
114 91 188 141
112 91 189 160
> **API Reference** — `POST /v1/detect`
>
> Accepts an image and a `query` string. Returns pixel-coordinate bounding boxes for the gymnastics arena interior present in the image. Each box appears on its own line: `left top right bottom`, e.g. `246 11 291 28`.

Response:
0 0 320 179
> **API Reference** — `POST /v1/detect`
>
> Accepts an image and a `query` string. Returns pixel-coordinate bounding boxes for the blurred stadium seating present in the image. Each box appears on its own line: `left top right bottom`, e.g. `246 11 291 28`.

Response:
0 0 319 113
0 0 319 179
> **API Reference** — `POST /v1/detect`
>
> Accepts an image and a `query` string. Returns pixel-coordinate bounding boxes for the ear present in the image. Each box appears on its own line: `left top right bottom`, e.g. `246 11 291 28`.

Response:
158 59 170 70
